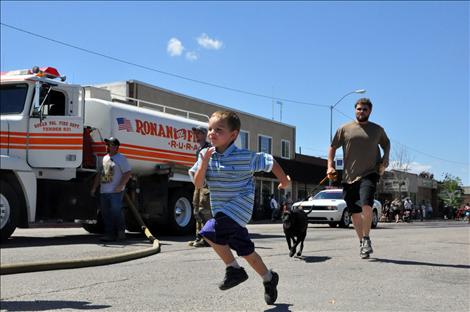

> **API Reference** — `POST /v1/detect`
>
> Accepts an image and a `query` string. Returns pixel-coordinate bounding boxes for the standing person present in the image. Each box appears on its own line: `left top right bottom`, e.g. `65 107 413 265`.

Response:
382 200 391 222
188 126 212 248
391 198 402 223
421 200 427 220
464 203 470 223
403 198 413 221
404 198 413 211
427 202 433 219
91 137 132 242
279 193 287 212
269 194 279 222
327 98 390 259
190 110 290 305
285 192 293 211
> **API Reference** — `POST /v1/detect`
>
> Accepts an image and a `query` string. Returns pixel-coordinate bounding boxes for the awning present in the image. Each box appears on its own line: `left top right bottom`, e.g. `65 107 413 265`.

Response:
274 156 327 184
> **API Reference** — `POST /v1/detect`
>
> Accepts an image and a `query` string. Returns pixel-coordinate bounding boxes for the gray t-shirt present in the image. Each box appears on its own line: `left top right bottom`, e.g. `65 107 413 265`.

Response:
331 121 390 184
99 152 131 194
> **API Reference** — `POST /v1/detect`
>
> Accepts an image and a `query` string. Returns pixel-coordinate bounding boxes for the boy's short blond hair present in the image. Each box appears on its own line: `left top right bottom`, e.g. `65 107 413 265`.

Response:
211 111 241 132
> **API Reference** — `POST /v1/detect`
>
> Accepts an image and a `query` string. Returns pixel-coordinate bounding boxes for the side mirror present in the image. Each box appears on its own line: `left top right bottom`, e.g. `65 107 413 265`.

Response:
31 82 42 119
32 82 52 121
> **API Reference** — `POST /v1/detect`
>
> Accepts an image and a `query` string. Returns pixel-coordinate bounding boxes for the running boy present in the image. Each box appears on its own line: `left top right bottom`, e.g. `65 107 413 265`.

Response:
189 110 290 305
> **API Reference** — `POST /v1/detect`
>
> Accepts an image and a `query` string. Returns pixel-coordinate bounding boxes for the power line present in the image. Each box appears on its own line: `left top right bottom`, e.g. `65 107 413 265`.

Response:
333 107 469 166
1 22 328 108
3 23 466 168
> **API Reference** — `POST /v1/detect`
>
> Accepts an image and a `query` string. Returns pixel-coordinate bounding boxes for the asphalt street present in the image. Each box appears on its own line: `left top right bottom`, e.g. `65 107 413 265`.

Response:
1 221 469 312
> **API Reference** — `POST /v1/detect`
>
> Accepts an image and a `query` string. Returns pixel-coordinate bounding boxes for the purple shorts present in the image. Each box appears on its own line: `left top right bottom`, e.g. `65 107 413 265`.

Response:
199 213 255 257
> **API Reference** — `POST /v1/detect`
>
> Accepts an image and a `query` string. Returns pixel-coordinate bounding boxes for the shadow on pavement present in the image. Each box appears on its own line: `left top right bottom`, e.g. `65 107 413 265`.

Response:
1 234 101 248
0 233 153 249
264 303 293 312
0 300 110 311
250 233 286 239
295 255 331 263
370 257 470 269
1 232 196 249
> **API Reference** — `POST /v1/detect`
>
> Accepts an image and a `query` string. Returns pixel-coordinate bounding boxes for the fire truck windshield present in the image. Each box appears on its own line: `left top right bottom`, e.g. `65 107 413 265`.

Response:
0 83 28 114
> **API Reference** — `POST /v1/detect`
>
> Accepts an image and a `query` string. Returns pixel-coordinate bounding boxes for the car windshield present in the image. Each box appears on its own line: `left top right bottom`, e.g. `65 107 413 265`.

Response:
0 83 28 114
313 191 343 200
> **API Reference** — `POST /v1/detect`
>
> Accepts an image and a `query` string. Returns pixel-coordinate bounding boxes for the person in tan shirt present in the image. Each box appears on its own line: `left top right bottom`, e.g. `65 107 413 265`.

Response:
327 98 390 259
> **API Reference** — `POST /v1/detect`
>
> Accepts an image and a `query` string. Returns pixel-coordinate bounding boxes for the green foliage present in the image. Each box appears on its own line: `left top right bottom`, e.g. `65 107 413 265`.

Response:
438 174 463 208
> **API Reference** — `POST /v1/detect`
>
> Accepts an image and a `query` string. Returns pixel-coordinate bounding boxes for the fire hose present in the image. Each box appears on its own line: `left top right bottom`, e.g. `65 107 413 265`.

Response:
0 194 160 275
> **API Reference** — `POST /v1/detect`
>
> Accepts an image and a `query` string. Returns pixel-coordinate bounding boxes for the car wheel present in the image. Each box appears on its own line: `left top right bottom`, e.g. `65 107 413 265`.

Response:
371 209 379 229
339 210 350 228
328 222 338 228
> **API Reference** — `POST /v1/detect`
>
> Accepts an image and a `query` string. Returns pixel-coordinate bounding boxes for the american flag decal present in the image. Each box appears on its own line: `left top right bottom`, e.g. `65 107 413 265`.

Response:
175 128 185 139
117 117 133 132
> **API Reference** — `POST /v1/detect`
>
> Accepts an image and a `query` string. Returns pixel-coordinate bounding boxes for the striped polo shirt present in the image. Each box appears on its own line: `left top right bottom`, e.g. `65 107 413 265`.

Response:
189 143 273 227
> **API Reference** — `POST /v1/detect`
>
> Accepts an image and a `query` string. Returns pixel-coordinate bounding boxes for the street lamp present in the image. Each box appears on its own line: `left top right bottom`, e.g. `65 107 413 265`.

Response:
329 89 366 142
277 100 283 122
271 100 284 122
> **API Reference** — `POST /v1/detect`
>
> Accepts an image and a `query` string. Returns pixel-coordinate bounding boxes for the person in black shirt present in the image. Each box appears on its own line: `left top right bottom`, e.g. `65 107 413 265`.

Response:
188 126 212 247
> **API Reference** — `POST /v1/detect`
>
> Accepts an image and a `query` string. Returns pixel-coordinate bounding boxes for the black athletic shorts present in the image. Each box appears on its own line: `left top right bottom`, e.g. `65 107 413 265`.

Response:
342 173 379 214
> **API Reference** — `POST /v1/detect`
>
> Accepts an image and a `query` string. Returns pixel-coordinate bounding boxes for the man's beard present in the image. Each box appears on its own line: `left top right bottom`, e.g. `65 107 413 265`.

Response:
356 115 369 122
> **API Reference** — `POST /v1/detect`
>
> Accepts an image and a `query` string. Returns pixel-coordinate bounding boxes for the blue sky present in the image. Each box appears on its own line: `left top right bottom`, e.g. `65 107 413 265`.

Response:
1 1 469 185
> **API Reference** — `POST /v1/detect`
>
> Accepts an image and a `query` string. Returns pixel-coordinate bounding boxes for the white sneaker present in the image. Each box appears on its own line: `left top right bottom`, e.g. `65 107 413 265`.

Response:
360 237 373 259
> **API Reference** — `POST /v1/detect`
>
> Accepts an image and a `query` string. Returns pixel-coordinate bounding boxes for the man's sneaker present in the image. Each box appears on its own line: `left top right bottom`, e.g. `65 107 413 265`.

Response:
193 239 209 247
218 266 249 290
188 237 200 246
360 237 373 259
263 270 279 305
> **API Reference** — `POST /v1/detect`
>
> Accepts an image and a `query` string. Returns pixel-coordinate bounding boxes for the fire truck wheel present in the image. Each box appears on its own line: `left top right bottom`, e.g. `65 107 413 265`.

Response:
168 191 194 234
0 180 20 241
81 210 105 234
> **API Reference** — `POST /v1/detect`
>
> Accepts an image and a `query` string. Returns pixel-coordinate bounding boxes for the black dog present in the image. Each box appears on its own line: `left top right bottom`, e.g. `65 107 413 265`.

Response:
282 207 309 257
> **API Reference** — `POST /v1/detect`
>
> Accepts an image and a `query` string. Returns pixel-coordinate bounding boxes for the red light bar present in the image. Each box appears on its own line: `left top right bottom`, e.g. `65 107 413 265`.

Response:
0 66 66 81
34 66 61 78
32 66 66 81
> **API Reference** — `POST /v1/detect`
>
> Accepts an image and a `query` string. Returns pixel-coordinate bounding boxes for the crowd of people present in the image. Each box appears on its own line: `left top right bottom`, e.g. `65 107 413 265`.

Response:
380 198 470 223
458 203 470 222
381 198 427 223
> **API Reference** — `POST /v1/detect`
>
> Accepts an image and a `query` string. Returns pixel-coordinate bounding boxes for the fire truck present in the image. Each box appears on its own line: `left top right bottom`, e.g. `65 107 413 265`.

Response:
0 66 208 240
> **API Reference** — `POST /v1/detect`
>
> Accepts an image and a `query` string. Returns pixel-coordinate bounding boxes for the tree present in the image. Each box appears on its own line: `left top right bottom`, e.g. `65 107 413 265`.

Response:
438 174 463 209
419 171 434 179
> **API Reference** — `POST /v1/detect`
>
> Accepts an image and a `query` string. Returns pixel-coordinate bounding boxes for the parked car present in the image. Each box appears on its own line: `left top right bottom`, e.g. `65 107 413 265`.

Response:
292 189 382 228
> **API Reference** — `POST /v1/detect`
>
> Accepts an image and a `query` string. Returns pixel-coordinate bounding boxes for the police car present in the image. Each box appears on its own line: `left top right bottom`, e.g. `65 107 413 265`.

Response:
292 189 382 228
